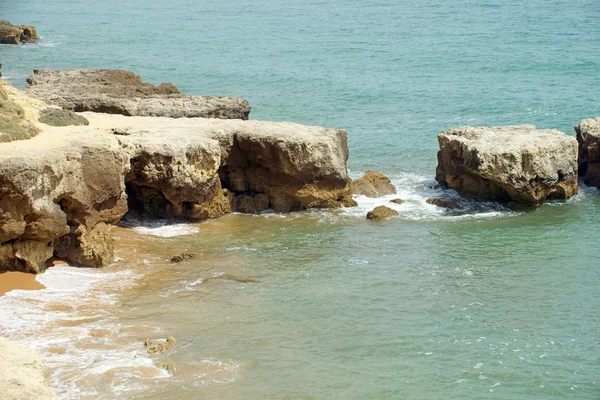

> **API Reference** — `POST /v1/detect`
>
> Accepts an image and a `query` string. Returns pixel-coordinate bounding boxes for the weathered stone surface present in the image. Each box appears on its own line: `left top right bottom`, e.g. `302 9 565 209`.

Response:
389 198 404 204
0 80 40 142
435 125 578 208
0 20 38 44
0 83 356 272
353 171 397 198
25 69 251 119
38 108 89 127
0 336 56 400
575 117 600 188
366 205 399 221
426 198 460 209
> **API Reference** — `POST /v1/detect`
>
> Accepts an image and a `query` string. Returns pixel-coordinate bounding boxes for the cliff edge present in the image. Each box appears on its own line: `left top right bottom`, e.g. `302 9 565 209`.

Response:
0 79 355 272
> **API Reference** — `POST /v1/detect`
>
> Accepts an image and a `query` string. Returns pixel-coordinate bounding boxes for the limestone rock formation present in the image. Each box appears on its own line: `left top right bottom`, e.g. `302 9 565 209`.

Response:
0 82 356 272
25 69 251 119
575 117 600 188
426 198 460 209
353 171 396 197
0 82 40 142
0 21 38 44
366 205 399 221
0 336 57 400
435 125 578 208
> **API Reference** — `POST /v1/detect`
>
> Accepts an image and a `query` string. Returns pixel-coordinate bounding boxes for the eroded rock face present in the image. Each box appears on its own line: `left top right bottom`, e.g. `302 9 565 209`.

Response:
575 117 600 188
435 125 578 208
0 84 356 272
25 69 251 119
0 21 38 44
353 171 396 198
366 205 399 221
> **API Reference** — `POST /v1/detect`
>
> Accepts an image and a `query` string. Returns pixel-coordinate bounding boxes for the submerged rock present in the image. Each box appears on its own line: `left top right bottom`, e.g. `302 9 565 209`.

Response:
170 252 202 263
435 125 578 208
353 171 397 197
25 69 251 119
0 336 57 400
575 117 600 188
38 108 89 127
366 205 399 221
389 198 405 204
145 336 176 354
0 21 38 44
426 198 460 209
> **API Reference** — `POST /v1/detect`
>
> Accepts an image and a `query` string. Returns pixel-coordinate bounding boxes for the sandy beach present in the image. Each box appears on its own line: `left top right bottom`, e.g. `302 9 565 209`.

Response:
0 271 45 296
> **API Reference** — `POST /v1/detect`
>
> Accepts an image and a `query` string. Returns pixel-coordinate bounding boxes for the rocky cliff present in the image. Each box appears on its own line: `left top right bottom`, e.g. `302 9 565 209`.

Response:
575 117 600 188
25 69 251 119
435 125 578 208
0 336 56 400
0 80 355 273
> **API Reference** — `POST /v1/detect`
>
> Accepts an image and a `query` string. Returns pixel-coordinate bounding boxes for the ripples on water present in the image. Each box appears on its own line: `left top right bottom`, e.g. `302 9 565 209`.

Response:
1 172 598 398
1 0 600 398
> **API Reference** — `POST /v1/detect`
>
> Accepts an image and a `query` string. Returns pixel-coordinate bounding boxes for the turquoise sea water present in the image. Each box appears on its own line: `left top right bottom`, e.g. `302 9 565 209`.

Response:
1 1 600 399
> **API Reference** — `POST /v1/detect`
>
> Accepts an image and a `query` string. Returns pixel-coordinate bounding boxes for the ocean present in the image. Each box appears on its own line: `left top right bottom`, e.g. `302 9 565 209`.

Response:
1 0 599 398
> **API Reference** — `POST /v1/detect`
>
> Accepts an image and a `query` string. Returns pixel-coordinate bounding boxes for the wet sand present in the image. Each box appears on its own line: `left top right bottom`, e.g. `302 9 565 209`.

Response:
0 271 45 296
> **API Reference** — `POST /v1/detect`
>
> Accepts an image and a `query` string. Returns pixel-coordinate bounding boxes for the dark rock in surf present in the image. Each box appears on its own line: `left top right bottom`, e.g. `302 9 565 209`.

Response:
426 198 460 209
366 205 399 221
353 171 397 198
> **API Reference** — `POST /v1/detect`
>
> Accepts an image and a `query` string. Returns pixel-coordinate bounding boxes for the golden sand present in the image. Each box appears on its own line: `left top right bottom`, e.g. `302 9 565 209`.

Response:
0 271 45 296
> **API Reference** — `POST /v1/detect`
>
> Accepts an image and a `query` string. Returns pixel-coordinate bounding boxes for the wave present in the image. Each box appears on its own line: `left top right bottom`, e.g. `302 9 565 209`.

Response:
0 265 169 398
344 170 517 221
119 217 200 237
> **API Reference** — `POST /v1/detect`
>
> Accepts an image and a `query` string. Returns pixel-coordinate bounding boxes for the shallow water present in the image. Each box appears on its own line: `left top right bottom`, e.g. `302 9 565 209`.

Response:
1 1 600 399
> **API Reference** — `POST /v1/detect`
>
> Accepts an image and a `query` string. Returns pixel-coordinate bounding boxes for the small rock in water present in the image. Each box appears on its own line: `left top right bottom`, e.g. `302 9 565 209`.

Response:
389 198 405 204
426 198 460 209
145 336 176 354
353 171 397 197
366 205 399 221
157 361 177 375
170 252 201 263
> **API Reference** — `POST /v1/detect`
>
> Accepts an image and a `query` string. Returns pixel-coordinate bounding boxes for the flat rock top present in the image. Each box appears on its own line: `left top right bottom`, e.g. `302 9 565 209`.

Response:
440 124 574 151
0 112 346 158
577 117 600 138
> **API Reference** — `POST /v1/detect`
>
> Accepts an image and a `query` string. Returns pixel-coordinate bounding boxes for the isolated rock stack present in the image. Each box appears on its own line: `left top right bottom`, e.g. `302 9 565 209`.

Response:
575 117 600 189
0 20 38 44
435 125 578 208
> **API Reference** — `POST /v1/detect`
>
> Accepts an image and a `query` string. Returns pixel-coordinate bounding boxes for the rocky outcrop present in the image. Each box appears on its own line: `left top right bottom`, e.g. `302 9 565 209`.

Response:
0 21 38 44
352 171 396 197
0 337 57 400
575 117 600 188
366 205 399 221
0 83 355 272
435 125 578 208
25 69 251 119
